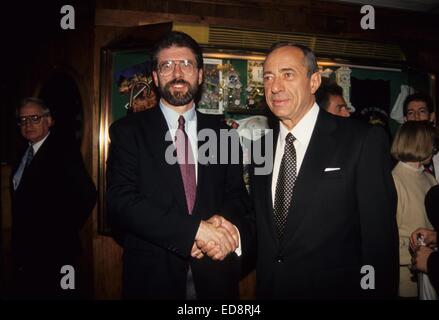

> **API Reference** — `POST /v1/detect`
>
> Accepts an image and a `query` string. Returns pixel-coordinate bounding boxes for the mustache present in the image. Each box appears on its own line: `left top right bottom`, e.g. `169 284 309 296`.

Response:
166 79 190 87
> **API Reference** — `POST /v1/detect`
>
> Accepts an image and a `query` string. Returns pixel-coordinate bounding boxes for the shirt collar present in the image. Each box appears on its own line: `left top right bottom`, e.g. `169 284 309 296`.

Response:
31 131 50 154
159 99 196 129
400 161 424 173
278 102 320 147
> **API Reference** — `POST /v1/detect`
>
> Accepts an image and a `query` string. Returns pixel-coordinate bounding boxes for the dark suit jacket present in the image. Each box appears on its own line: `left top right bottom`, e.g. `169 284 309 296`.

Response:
425 184 439 230
10 132 96 294
425 185 439 292
106 107 253 299
250 109 399 299
427 251 439 294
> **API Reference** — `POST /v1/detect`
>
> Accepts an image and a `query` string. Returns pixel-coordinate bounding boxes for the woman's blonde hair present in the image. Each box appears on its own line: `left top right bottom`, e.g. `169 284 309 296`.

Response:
391 121 437 162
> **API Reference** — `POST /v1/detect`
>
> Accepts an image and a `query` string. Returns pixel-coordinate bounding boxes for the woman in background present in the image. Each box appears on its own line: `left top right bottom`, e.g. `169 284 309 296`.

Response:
391 121 437 298
409 184 439 295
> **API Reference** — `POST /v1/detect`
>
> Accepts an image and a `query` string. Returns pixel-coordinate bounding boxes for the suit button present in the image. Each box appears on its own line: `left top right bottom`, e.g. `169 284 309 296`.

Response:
276 256 283 263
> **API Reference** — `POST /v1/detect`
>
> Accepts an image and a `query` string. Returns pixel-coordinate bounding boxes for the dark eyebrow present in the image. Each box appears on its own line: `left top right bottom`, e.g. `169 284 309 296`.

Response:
263 67 296 74
408 106 428 111
280 68 296 73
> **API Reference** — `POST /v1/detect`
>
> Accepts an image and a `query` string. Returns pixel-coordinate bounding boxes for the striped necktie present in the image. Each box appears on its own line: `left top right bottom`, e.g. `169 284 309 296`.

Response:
25 145 34 167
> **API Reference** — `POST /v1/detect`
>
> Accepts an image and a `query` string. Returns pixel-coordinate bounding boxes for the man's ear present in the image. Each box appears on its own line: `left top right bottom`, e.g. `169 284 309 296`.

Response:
152 71 159 87
310 72 321 94
47 116 54 127
198 68 203 85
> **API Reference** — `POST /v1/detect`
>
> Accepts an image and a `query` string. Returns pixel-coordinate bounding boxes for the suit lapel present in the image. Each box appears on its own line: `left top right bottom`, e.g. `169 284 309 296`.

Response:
15 134 52 192
144 107 189 213
11 146 27 191
192 111 210 215
11 147 26 176
281 111 337 247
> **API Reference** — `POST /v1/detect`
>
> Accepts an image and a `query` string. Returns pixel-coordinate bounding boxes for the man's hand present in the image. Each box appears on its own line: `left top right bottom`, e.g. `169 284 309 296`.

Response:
191 242 204 259
207 215 239 248
411 246 434 273
195 219 238 261
410 228 437 251
196 215 239 260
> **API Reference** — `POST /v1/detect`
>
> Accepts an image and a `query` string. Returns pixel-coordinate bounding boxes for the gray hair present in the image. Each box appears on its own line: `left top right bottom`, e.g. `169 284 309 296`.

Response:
17 97 51 117
267 42 319 78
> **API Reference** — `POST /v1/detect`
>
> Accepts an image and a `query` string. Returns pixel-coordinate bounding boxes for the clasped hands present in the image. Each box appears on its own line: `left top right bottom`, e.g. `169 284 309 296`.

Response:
409 227 437 273
192 215 239 261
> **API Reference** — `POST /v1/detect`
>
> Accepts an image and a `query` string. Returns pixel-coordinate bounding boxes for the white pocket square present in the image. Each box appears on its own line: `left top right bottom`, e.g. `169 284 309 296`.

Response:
324 167 340 172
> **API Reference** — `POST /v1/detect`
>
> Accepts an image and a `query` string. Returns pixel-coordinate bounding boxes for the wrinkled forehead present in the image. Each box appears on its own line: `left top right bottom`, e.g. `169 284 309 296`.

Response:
408 100 428 111
19 103 45 116
157 46 196 63
264 46 306 71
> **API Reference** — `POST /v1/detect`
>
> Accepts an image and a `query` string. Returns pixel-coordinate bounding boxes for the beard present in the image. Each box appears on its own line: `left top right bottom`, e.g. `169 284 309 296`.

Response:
158 78 199 106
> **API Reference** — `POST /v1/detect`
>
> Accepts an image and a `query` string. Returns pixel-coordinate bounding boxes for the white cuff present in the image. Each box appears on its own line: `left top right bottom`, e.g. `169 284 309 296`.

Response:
234 226 242 257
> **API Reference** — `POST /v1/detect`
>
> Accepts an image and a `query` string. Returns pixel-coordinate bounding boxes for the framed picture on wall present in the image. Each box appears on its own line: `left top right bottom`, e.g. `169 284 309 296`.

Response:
198 58 224 114
201 51 267 114
98 47 158 234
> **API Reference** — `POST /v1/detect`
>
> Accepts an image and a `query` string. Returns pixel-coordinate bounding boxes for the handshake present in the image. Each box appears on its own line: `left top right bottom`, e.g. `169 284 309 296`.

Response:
192 215 240 261
409 227 437 273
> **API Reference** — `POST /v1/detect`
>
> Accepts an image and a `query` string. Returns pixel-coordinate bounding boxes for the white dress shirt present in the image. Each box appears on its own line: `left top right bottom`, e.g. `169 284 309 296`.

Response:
13 132 50 190
160 100 198 182
272 103 320 206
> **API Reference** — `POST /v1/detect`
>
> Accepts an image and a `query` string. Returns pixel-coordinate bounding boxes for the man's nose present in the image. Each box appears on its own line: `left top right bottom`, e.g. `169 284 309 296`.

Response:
173 62 183 77
271 76 284 93
341 108 350 117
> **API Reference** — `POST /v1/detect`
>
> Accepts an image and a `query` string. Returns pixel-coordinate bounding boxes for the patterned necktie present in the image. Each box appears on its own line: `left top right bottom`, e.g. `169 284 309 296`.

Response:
25 145 34 167
175 115 196 214
273 133 297 238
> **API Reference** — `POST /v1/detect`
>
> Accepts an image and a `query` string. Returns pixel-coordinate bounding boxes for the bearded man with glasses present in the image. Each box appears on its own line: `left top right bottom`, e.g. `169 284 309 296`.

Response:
106 31 254 299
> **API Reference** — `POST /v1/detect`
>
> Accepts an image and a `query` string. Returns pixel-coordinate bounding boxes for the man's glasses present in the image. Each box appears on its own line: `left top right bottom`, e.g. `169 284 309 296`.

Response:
157 60 195 76
17 113 50 126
